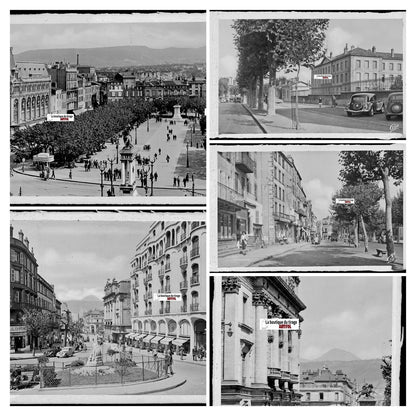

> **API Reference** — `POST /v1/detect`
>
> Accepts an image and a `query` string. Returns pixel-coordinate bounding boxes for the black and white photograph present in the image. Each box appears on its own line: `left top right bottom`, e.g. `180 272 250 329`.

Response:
213 275 403 406
211 11 405 138
213 145 404 271
10 12 207 201
10 213 207 404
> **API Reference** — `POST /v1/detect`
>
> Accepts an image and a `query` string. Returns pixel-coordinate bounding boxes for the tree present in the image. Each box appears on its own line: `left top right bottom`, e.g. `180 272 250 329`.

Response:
338 151 403 261
218 77 230 98
331 183 383 251
22 309 55 356
381 354 391 406
392 190 403 226
69 318 85 344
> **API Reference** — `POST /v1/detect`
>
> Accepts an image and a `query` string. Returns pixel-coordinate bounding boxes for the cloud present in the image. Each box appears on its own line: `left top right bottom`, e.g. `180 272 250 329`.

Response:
219 54 237 78
325 26 362 57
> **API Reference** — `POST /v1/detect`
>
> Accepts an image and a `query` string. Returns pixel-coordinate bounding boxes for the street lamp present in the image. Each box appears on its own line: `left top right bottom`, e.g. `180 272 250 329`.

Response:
107 156 116 196
186 141 189 168
21 158 25 172
116 136 120 165
135 155 156 196
147 114 149 132
99 162 106 197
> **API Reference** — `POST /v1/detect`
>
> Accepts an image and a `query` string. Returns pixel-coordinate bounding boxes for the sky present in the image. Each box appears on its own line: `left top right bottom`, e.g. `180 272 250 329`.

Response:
10 22 206 54
298 275 393 360
283 150 403 220
10 220 152 302
219 18 404 82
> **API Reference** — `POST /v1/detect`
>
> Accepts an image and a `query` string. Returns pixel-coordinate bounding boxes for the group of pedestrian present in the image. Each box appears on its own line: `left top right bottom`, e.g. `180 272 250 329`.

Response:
192 346 206 361
237 231 248 255
173 173 193 188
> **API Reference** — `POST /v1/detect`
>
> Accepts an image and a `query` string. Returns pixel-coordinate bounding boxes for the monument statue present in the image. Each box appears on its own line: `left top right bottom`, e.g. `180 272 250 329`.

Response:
357 383 375 399
123 134 133 149
85 340 104 367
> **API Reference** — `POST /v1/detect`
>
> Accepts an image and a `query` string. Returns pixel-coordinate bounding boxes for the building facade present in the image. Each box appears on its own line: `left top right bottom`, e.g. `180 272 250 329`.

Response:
311 44 403 95
10 48 51 133
217 152 263 255
83 309 104 336
129 221 206 355
103 279 131 343
221 276 306 405
10 226 61 351
300 367 355 406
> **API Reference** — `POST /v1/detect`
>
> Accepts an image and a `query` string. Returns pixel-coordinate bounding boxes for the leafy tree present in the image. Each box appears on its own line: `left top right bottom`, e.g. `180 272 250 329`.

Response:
392 190 403 226
69 318 85 344
22 309 55 356
381 354 391 406
218 77 230 98
338 151 403 261
331 183 383 251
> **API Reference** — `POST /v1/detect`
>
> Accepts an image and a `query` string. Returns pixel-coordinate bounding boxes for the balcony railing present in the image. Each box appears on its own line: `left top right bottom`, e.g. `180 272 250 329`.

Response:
180 280 188 290
190 246 200 259
273 211 295 222
267 367 282 378
181 305 187 313
190 275 200 286
179 256 188 268
290 374 299 383
158 268 164 278
144 309 152 316
191 222 199 230
159 307 164 314
190 303 199 312
235 152 255 173
180 233 187 242
165 304 171 314
217 182 244 205
165 262 171 272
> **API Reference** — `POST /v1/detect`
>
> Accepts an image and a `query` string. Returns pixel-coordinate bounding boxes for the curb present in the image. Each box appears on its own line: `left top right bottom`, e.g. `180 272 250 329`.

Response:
241 104 268 134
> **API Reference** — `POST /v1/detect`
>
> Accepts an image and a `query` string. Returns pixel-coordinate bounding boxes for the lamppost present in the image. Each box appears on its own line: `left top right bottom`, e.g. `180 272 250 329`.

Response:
135 155 156 196
21 157 25 172
99 162 106 197
147 114 149 132
115 136 120 165
191 174 195 196
186 141 190 168
107 156 116 196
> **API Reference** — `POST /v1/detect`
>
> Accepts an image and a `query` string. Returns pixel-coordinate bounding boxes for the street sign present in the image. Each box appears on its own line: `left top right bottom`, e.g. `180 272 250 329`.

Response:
336 198 355 205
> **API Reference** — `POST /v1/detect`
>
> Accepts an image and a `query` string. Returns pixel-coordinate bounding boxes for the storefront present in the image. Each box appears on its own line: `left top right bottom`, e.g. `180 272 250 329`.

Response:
10 325 27 352
172 337 190 354
150 335 165 352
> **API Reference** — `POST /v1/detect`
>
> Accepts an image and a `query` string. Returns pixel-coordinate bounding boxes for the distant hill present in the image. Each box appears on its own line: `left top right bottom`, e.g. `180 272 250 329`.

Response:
63 295 103 318
300 359 386 399
14 45 206 68
313 348 361 362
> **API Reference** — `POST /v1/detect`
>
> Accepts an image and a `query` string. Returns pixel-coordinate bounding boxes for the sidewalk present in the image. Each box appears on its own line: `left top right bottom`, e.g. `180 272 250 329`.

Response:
130 347 206 367
10 351 44 361
218 241 310 268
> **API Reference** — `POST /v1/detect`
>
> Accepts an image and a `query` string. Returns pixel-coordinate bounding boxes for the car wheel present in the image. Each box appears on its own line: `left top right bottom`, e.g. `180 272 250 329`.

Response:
368 107 374 116
386 115 391 120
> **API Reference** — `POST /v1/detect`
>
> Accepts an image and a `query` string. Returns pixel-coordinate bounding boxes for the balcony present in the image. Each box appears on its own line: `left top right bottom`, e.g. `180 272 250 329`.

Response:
295 206 307 217
267 367 282 378
235 153 255 173
290 374 299 383
217 182 244 205
180 233 187 242
165 304 171 314
190 246 200 259
273 211 295 223
181 305 187 313
179 256 188 269
144 309 152 316
190 275 200 286
281 371 291 381
165 262 171 272
180 280 188 290
191 222 199 231
159 307 164 314
158 268 165 278
190 303 199 312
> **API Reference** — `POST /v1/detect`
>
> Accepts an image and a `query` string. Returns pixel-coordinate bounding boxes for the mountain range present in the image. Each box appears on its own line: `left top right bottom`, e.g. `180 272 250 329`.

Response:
62 295 103 318
310 348 362 362
14 45 206 68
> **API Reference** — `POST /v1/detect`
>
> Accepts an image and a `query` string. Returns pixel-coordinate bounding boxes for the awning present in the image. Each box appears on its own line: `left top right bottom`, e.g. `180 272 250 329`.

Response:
142 334 155 342
160 336 175 345
33 153 54 163
172 338 190 346
150 335 164 343
125 333 135 339
134 333 146 340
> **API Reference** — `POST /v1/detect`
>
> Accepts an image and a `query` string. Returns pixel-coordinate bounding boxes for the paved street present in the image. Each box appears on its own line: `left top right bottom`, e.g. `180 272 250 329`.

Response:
251 240 404 270
218 102 403 134
11 117 206 197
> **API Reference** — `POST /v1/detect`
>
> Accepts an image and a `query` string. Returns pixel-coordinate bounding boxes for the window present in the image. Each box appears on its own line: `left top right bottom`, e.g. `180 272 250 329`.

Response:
365 60 369 69
306 393 311 401
398 63 402 71
335 392 339 401
389 63 394 70
319 392 324 401
242 294 249 324
356 60 361 68
373 61 377 69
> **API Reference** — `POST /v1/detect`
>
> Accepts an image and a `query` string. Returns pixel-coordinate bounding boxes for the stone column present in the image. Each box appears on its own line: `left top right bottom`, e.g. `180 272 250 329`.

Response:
222 277 241 384
251 291 269 388
121 160 126 184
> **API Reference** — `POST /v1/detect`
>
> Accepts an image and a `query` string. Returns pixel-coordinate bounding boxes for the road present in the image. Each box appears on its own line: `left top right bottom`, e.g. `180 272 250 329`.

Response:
252 240 404 269
218 102 263 134
218 102 403 134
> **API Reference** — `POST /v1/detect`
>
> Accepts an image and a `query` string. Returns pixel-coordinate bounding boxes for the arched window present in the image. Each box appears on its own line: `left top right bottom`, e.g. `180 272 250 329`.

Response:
45 95 49 112
21 99 26 121
165 276 170 292
13 99 18 123
179 320 190 336
191 291 199 311
27 98 31 120
31 97 36 119
191 264 199 285
36 96 41 118
41 96 45 116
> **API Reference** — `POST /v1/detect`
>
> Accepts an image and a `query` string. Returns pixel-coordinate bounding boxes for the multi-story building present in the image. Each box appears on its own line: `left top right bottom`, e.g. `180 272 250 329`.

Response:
129 221 206 355
300 367 355 406
221 276 306 405
10 48 51 134
83 309 104 336
103 279 131 343
10 226 61 351
217 152 263 255
311 44 403 95
48 62 79 112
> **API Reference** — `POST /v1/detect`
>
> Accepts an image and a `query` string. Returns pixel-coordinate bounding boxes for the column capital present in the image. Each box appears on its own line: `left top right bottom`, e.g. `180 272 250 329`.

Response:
222 277 241 294
252 291 272 309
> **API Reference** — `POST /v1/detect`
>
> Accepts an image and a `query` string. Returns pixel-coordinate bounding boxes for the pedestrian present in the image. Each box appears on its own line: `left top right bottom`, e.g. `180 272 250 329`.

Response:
165 350 174 376
183 177 187 187
318 97 322 108
153 347 158 363
173 177 177 187
158 148 161 155
154 172 158 182
192 346 197 361
51 168 55 179
166 155 170 163
185 173 189 182
179 346 184 360
69 170 72 180
154 153 158 160
240 231 248 255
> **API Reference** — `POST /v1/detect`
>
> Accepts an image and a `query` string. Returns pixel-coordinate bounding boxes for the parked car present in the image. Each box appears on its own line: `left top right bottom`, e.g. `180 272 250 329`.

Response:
56 346 74 358
385 92 403 120
345 93 384 117
45 347 61 357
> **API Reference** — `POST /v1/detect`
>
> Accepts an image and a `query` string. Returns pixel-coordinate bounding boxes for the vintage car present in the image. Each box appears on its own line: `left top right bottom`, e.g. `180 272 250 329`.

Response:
385 92 403 120
56 346 74 358
345 93 384 117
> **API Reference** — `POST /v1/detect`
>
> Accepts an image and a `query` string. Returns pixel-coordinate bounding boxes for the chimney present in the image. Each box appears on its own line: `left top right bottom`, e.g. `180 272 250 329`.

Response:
77 54 79 66
329 52 333 59
344 43 348 53
391 48 395 58
18 229 24 242
372 46 376 53
10 225 13 238
31 247 35 256
24 237 29 248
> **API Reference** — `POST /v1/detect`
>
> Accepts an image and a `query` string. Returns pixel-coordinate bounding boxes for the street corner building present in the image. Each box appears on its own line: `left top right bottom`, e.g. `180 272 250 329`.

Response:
221 276 306 406
218 151 316 257
10 226 62 351
128 221 206 356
